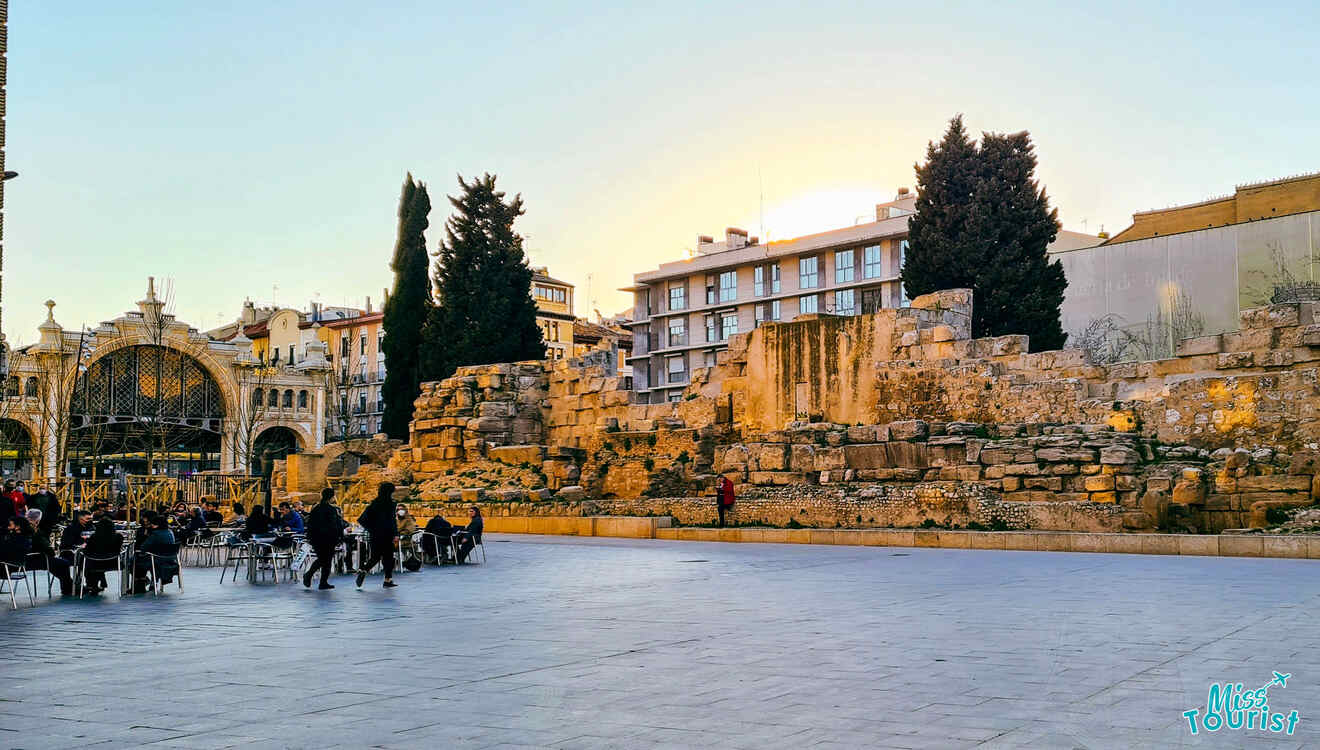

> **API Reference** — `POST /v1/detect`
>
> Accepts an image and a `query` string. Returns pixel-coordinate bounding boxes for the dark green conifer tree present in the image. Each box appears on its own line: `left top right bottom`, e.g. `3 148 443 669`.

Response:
903 116 1067 351
381 174 432 439
421 173 544 381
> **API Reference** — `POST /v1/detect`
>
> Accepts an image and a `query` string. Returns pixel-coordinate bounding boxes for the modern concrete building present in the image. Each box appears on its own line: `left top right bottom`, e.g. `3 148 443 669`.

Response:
625 190 1096 402
1052 172 1320 357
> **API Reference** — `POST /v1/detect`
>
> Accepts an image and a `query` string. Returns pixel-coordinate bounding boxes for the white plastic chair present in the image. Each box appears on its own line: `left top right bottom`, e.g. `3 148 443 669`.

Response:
0 561 35 609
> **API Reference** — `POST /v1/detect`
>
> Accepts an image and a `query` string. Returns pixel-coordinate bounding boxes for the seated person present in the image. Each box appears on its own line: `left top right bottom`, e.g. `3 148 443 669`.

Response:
453 507 484 564
26 509 74 596
226 502 247 526
0 516 34 572
60 510 95 556
243 505 272 538
133 516 179 592
395 504 419 559
422 515 454 563
81 518 124 594
203 500 225 527
278 502 305 534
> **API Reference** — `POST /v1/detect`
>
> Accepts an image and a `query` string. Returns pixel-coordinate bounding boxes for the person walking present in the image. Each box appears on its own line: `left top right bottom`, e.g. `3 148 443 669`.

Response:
355 482 398 589
303 488 344 590
716 474 736 527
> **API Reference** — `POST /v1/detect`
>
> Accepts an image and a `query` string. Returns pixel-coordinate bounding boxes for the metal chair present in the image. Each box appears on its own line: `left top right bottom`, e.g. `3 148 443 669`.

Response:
0 561 35 609
23 552 56 599
140 543 184 595
221 540 256 583
453 529 485 564
77 552 124 598
418 531 456 565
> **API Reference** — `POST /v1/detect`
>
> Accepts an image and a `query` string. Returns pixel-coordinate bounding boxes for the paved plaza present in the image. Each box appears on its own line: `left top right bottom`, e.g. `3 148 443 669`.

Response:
2 535 1318 749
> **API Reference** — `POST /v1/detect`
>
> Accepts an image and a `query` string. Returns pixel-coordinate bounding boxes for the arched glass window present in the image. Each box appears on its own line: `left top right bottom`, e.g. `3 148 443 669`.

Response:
252 388 264 408
297 390 308 410
23 377 38 398
282 389 293 408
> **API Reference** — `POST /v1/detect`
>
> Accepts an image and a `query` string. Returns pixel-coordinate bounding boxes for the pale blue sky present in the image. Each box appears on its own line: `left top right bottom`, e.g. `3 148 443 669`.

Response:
5 0 1318 340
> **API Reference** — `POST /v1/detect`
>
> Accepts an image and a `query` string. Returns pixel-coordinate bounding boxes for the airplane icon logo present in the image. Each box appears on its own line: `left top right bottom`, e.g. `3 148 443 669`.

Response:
1273 672 1291 688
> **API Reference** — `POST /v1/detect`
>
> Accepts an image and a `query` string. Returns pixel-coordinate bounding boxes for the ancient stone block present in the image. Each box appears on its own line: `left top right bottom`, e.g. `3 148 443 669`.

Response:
1217 351 1253 369
887 442 929 469
460 487 486 503
815 447 846 471
843 444 891 469
790 444 817 471
1083 474 1115 492
750 443 790 471
889 420 929 441
555 485 586 501
1240 304 1301 330
1004 463 1042 476
1099 445 1141 465
1175 334 1223 356
1236 475 1311 493
1035 447 1098 463
1089 491 1117 504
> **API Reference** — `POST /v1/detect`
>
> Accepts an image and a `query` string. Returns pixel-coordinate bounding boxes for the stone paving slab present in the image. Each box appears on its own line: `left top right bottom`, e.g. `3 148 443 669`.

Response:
1 535 1318 749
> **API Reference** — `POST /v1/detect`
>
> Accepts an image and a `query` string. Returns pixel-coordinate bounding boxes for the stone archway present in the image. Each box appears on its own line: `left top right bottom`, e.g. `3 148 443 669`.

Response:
67 344 226 477
252 425 302 477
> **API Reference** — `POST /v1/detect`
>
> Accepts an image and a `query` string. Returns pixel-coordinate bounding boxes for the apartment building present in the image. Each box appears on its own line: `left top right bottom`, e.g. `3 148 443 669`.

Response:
623 192 916 403
626 190 1096 403
532 267 576 360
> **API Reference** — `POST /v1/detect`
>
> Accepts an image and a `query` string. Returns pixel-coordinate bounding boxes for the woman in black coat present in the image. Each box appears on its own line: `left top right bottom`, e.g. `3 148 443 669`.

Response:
243 505 272 538
82 518 124 594
354 482 398 589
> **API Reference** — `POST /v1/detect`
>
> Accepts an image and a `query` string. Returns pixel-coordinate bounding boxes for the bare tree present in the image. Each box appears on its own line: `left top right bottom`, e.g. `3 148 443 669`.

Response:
225 363 278 473
1073 291 1205 364
1242 241 1320 308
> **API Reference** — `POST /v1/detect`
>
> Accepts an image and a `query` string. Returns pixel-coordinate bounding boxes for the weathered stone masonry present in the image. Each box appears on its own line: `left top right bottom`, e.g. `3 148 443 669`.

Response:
293 288 1320 534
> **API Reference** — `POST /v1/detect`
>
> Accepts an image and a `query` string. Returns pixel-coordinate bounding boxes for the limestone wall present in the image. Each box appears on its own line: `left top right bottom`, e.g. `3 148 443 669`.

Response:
302 289 1320 535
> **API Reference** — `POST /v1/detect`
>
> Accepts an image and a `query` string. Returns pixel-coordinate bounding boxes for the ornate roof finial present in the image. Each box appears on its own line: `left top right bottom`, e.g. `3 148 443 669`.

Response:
44 299 56 323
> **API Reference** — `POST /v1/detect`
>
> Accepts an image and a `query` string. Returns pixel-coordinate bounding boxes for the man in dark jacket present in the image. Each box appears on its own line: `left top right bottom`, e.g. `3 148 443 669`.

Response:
355 482 398 588
26 509 74 595
303 488 344 590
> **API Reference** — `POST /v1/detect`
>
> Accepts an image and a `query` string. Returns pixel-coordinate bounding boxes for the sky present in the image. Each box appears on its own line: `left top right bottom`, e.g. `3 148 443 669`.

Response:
5 0 1320 341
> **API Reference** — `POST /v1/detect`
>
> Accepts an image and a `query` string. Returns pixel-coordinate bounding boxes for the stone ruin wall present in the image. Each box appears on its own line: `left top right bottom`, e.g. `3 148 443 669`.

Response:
296 289 1320 534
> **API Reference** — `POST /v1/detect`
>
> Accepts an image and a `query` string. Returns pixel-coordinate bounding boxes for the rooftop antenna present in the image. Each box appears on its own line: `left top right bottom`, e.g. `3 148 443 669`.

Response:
586 273 596 318
272 284 278 308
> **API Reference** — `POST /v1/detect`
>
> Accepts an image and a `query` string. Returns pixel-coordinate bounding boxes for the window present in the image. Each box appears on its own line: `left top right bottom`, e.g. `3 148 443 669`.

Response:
835 249 855 283
23 377 37 398
769 262 781 293
721 313 738 340
754 266 765 297
800 294 818 315
288 345 295 365
297 390 309 409
899 240 910 306
359 422 369 436
669 284 686 311
340 336 350 359
704 349 718 368
754 300 781 327
705 314 718 343
358 392 367 411
668 317 687 347
283 389 294 408
719 270 737 303
705 274 717 305
799 257 819 289
864 245 883 279
668 391 683 403
667 355 686 384
252 389 264 408
359 334 366 355
835 289 856 316
271 348 280 364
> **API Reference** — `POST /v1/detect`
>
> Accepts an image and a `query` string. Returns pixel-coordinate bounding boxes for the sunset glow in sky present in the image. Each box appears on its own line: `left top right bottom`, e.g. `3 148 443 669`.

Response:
6 1 1320 339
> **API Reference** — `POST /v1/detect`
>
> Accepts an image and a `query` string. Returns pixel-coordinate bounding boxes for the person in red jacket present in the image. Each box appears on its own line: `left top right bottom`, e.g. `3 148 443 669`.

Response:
716 475 736 527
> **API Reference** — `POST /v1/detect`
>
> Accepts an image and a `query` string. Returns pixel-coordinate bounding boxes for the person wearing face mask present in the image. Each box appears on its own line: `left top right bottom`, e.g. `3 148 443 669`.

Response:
395 504 419 567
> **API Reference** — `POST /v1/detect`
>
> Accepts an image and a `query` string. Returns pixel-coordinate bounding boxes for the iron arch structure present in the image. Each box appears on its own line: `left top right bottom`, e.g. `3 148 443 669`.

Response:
68 344 226 474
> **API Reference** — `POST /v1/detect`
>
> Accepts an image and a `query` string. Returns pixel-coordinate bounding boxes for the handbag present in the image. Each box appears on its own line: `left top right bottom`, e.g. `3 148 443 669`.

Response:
290 542 313 573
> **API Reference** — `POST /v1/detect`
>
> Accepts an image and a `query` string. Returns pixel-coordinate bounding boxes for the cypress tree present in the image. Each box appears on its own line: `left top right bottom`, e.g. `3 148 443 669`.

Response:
422 173 544 381
902 115 981 298
969 131 1067 351
903 117 1066 351
381 174 432 439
